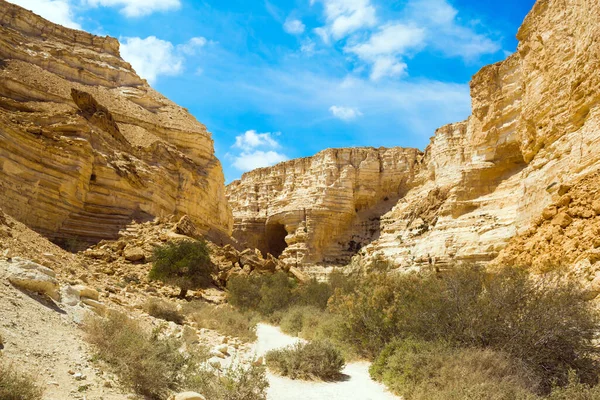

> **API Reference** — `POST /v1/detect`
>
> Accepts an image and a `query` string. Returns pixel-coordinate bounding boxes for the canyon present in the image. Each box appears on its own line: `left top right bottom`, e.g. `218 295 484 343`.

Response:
227 0 600 275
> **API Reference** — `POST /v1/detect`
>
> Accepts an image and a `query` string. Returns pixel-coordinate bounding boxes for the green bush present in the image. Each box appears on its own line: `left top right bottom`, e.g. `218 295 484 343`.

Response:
149 240 213 298
294 279 332 310
227 272 295 316
145 298 184 325
328 266 600 392
265 340 345 381
0 359 43 400
369 338 537 400
183 301 259 342
279 306 324 336
186 364 268 400
83 312 202 399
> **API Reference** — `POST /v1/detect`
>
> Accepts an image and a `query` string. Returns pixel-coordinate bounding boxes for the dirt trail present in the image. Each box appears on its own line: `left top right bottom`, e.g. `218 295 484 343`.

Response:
253 324 401 400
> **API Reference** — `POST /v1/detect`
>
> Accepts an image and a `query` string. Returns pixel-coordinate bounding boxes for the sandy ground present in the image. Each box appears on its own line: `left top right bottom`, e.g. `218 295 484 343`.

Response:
253 324 401 400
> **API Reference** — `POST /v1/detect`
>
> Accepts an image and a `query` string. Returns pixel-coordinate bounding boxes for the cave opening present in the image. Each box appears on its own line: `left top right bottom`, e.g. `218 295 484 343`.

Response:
265 222 288 258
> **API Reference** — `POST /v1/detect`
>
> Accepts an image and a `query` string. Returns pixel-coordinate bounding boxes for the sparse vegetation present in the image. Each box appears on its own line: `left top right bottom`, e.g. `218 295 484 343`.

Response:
183 301 259 342
186 364 269 400
149 240 213 298
265 340 345 381
145 298 185 324
227 272 296 316
84 311 269 399
83 312 202 399
328 266 600 394
369 339 537 400
0 359 44 400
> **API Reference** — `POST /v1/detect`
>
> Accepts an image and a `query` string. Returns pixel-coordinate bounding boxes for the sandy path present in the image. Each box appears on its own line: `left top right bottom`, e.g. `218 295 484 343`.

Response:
253 324 400 400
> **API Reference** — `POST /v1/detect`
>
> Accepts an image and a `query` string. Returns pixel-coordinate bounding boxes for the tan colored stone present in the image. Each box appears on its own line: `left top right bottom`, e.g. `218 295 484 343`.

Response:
169 392 206 400
72 285 100 301
4 258 60 301
123 247 145 262
552 212 573 229
0 0 232 247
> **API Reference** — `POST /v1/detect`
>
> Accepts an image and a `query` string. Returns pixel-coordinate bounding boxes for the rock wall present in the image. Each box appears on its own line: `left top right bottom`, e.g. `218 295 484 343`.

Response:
227 148 422 266
0 0 233 246
227 0 600 271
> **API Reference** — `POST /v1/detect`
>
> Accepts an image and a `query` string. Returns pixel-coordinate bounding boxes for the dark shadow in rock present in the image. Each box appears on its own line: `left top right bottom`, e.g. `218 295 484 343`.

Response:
14 287 66 315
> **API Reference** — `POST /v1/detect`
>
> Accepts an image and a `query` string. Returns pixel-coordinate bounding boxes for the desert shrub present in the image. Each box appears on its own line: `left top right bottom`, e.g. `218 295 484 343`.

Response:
149 240 213 298
328 268 358 295
294 279 332 310
184 301 259 342
83 312 201 399
279 306 324 336
145 298 184 324
369 338 537 400
265 340 345 381
227 272 295 316
186 364 268 400
0 359 44 400
328 266 600 391
547 371 600 400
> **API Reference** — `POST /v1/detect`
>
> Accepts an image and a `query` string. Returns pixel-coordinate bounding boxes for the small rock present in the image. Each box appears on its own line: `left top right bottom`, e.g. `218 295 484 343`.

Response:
123 247 145 262
72 285 100 301
552 212 573 229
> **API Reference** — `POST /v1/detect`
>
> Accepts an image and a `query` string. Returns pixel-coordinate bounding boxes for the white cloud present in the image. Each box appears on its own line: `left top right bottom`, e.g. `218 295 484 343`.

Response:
234 130 281 151
120 36 183 84
329 105 363 121
314 0 377 39
312 0 499 80
283 18 306 35
8 0 81 29
407 0 500 60
232 150 289 172
346 23 425 80
178 37 208 55
370 57 407 80
84 0 180 17
230 130 287 172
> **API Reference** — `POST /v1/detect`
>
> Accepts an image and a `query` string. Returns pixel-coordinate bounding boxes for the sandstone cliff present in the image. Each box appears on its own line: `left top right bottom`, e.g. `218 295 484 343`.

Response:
227 0 600 271
227 147 422 267
0 0 232 246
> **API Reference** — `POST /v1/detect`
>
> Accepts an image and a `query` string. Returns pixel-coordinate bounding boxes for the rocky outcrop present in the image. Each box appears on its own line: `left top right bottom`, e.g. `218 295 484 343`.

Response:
0 0 232 247
228 0 600 271
227 147 422 267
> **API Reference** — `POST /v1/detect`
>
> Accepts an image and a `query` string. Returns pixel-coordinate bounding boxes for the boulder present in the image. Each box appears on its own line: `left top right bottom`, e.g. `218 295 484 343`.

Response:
124 247 145 262
81 298 107 315
72 284 99 300
169 392 206 400
174 215 201 239
5 258 60 301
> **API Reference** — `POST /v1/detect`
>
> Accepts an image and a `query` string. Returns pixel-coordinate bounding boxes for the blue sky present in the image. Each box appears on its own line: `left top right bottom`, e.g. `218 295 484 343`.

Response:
10 0 536 182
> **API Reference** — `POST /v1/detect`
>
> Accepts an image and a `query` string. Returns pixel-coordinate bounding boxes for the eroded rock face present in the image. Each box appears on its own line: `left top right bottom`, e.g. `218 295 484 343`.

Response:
227 147 422 267
0 0 232 246
228 0 600 271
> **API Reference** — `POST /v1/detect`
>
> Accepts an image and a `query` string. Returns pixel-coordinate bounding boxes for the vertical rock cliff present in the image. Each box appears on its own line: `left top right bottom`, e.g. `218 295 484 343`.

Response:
227 148 421 267
0 0 233 246
227 0 600 271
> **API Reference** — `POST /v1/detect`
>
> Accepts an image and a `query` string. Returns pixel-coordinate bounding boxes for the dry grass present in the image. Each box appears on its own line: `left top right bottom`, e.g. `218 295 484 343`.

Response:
183 301 259 342
0 359 44 400
144 298 185 325
83 312 202 399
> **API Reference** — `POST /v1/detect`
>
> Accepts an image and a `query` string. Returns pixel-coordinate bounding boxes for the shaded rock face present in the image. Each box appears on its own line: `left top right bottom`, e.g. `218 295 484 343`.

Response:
228 0 600 270
0 0 233 246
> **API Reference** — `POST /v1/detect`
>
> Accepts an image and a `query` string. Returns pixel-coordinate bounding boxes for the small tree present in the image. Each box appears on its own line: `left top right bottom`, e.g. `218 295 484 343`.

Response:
149 240 213 298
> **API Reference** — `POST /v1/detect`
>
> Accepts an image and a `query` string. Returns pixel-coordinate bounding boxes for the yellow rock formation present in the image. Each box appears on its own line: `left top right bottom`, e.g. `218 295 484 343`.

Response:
0 0 232 246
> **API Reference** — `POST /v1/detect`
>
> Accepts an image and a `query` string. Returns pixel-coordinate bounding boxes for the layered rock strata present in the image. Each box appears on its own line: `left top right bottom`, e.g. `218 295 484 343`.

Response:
227 147 422 266
0 0 232 246
228 0 600 270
